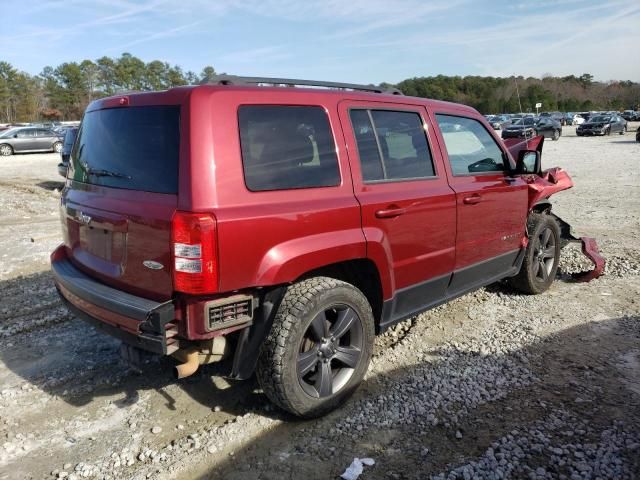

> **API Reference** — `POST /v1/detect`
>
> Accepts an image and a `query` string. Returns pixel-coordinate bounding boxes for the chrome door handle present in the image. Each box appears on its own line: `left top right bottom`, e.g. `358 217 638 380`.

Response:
463 194 482 205
375 207 406 218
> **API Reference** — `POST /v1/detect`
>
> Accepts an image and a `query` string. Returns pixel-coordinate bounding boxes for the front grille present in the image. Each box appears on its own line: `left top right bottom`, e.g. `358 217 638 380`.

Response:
206 295 253 331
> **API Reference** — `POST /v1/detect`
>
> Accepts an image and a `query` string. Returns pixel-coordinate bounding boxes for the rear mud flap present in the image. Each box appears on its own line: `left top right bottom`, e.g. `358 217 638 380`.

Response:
553 214 605 282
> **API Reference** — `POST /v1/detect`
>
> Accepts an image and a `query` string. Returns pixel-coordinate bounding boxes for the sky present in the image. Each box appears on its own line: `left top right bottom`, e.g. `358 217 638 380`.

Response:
3 0 640 83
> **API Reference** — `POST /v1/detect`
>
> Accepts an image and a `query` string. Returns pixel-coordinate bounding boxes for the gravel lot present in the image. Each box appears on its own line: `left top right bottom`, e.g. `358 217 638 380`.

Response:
0 125 639 480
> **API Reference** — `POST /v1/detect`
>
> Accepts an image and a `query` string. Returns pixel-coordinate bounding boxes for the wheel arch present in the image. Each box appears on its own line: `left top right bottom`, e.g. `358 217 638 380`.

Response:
296 258 384 327
228 258 384 381
531 199 552 215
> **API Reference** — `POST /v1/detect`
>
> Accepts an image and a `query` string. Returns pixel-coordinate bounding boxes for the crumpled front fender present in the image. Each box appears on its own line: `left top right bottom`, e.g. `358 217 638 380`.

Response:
524 167 574 211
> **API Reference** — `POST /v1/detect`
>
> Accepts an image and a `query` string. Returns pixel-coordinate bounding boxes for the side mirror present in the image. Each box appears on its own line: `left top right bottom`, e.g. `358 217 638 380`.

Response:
13 134 19 138
516 150 541 175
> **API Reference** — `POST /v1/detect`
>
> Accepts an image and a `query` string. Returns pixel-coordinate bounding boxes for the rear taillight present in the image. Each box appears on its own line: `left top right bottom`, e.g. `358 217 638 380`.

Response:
171 211 218 294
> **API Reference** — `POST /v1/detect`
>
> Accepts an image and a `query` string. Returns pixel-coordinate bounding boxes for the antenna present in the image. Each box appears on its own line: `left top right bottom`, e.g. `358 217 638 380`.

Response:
514 76 530 149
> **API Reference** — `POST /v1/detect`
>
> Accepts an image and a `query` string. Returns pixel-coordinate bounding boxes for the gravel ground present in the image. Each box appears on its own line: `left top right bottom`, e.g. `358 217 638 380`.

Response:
0 125 638 480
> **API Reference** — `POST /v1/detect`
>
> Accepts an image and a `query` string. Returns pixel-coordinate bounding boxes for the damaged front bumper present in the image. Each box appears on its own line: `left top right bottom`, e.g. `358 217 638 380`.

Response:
553 215 606 282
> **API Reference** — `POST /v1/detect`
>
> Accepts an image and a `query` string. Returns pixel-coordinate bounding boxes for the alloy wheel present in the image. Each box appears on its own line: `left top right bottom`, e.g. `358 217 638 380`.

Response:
0 145 12 156
297 304 364 398
532 227 556 282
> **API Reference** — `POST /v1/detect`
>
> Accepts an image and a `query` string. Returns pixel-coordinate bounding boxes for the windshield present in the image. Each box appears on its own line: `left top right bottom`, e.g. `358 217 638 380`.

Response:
0 128 20 138
589 116 611 123
71 106 180 194
513 118 534 126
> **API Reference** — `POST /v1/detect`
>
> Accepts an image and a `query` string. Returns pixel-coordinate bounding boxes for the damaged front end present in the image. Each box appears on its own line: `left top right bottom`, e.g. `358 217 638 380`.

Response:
504 136 605 281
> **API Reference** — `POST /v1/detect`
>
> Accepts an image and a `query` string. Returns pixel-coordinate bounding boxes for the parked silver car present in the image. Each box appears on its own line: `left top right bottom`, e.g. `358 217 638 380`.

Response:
0 127 64 156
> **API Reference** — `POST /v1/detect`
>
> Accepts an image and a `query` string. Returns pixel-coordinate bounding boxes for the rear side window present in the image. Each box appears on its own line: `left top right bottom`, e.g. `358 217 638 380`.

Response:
239 106 340 192
349 109 435 182
435 114 505 175
16 129 35 138
71 106 180 194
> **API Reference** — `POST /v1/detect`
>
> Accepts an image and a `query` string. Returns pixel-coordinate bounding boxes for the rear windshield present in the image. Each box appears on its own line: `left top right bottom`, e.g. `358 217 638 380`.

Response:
71 106 180 194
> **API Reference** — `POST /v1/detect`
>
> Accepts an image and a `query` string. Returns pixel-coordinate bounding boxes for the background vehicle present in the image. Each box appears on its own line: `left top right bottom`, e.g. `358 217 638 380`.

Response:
576 114 627 136
535 117 562 140
540 111 565 125
57 127 79 177
50 76 588 418
564 113 585 125
501 117 537 139
486 115 510 130
0 127 64 156
621 110 635 121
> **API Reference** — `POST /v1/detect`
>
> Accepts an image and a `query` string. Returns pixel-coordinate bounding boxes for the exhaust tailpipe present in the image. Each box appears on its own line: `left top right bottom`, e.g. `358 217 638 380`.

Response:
175 349 199 379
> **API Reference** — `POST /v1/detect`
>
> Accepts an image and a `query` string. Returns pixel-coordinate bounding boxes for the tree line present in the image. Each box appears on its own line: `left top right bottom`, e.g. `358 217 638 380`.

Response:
1 53 639 122
0 53 217 122
394 74 640 114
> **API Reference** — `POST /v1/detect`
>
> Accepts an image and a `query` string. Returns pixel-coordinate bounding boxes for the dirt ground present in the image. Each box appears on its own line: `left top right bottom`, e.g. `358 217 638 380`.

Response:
0 124 639 480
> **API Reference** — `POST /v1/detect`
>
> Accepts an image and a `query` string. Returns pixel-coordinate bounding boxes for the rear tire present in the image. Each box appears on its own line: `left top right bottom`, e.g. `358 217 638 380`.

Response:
0 144 13 156
508 213 561 295
256 277 375 418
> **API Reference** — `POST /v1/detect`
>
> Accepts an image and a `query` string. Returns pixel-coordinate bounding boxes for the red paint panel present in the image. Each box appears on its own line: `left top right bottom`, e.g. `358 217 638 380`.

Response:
338 100 457 296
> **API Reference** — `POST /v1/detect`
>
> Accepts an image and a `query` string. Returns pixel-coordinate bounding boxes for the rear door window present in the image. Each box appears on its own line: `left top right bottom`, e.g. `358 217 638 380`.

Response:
16 129 35 138
71 106 180 194
435 114 505 175
238 105 340 191
349 109 435 182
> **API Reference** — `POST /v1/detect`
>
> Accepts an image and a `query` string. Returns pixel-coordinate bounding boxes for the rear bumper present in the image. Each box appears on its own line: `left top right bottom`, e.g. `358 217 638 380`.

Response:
51 246 178 355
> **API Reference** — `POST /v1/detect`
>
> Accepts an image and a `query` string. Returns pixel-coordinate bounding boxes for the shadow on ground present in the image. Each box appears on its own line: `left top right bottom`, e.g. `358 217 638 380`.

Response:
36 180 65 191
0 271 282 421
190 316 640 480
1 272 639 478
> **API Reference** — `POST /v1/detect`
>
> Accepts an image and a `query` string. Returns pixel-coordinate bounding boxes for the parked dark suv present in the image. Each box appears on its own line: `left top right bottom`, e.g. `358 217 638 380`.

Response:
57 127 79 177
51 76 598 418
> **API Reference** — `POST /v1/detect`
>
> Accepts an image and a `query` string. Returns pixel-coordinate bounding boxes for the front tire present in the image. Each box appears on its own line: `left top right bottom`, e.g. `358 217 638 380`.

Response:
53 142 63 153
552 129 560 141
256 277 375 418
0 144 13 156
509 213 561 295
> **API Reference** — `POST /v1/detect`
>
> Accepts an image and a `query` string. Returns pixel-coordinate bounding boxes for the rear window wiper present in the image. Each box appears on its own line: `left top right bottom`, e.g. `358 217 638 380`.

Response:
82 162 132 179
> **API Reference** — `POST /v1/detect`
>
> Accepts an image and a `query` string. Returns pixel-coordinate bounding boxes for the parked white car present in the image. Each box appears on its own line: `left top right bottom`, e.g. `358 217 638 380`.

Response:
571 114 585 126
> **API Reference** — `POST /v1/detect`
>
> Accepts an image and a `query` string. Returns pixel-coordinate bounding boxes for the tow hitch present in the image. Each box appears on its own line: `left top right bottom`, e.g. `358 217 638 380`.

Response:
553 215 606 282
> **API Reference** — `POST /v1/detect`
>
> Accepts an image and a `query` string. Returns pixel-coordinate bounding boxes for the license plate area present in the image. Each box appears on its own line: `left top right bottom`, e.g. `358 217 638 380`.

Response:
78 226 126 263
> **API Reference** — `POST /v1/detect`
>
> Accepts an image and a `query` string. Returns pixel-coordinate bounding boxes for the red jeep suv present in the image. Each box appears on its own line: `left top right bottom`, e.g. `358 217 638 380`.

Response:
51 76 571 417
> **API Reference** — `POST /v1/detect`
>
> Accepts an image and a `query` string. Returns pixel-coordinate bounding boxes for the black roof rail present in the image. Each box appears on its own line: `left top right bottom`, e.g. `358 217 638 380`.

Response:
200 75 403 95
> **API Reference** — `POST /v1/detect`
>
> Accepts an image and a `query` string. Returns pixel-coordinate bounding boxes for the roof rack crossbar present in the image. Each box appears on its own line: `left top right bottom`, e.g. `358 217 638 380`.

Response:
200 75 403 95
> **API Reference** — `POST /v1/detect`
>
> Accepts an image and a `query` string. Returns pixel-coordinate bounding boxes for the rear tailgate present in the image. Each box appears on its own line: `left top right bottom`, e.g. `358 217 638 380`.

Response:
60 104 180 301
